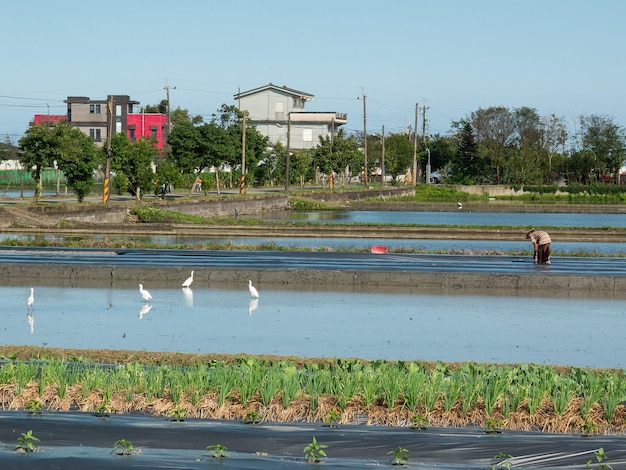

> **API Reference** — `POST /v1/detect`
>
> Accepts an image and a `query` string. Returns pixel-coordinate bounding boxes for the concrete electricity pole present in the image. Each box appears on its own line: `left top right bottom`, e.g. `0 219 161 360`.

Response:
362 92 367 185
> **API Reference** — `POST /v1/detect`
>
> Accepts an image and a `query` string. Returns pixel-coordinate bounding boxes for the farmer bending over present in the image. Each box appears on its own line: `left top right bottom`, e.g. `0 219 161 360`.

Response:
526 229 551 264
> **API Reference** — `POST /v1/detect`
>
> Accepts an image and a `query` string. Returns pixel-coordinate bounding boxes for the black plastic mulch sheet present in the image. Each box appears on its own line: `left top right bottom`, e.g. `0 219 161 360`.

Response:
1 411 625 469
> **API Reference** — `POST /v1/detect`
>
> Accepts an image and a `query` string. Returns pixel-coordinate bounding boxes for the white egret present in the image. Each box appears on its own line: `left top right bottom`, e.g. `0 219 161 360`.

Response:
182 270 194 288
139 284 152 302
27 288 34 309
248 280 259 299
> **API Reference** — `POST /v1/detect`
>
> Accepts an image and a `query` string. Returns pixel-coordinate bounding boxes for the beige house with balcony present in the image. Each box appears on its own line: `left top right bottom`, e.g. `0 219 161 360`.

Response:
234 83 347 150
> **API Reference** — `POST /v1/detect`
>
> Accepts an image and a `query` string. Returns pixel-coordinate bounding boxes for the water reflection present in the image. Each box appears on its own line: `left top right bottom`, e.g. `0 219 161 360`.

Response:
138 303 152 319
182 287 193 307
3 284 626 368
26 312 34 334
248 298 259 316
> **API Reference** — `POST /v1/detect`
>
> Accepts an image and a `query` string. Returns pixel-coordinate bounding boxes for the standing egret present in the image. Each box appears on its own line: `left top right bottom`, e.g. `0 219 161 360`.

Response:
248 280 259 299
182 270 194 288
139 284 152 302
27 288 34 309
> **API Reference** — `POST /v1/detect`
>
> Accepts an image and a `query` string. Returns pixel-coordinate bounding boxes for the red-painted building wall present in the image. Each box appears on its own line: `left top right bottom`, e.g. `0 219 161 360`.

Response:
32 112 167 149
127 113 167 149
33 114 66 124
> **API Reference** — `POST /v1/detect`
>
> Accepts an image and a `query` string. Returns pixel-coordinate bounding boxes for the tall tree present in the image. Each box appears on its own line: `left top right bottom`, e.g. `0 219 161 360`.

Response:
452 122 491 183
19 123 61 200
469 106 517 181
55 124 100 202
579 114 626 181
313 129 362 185
109 134 157 200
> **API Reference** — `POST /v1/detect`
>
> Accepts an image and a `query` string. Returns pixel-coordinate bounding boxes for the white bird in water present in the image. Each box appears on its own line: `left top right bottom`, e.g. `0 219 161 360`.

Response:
139 284 152 302
248 280 259 299
27 288 34 309
457 202 463 210
182 270 194 288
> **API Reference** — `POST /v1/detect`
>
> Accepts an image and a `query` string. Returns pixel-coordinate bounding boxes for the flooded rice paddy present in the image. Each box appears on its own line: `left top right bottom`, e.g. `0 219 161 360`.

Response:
4 282 625 369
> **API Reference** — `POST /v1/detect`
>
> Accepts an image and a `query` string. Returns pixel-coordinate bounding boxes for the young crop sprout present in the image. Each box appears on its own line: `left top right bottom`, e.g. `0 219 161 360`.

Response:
244 410 263 424
112 439 138 455
25 399 43 414
94 402 112 417
169 406 187 422
15 430 40 453
206 444 228 458
485 418 504 434
388 446 409 466
410 414 429 430
303 436 327 463
326 409 340 428
491 452 513 470
586 448 613 470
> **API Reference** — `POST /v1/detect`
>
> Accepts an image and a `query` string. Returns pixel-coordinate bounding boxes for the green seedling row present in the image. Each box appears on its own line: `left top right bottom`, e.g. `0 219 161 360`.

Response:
1 358 625 432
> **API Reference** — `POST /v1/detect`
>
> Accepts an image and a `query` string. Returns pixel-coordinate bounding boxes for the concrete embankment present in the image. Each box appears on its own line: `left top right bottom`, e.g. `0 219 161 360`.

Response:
2 258 625 297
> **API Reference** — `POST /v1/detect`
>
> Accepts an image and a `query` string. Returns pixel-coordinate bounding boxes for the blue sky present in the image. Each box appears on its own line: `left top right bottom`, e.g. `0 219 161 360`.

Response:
1 0 624 143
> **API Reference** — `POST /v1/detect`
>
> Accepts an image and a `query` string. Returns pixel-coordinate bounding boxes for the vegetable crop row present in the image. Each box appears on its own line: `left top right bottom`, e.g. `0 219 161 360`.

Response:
1 357 625 430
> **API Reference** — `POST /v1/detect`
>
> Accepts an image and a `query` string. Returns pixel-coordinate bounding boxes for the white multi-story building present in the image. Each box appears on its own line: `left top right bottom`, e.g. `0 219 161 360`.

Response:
234 83 347 150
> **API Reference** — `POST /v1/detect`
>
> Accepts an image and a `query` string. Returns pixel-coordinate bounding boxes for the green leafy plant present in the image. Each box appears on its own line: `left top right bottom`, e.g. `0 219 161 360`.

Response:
206 444 228 458
244 409 263 424
410 414 429 430
112 439 139 455
491 452 513 469
326 409 340 428
15 430 40 453
93 402 112 417
25 399 43 414
169 406 187 422
387 446 409 466
485 418 503 434
303 436 327 463
587 448 613 469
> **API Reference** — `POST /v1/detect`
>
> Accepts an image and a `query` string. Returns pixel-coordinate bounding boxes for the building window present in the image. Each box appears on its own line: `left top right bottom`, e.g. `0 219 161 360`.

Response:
67 106 72 122
89 129 95 139
303 128 313 142
95 129 101 141
129 129 136 141
95 104 101 114
151 129 157 139
89 104 95 114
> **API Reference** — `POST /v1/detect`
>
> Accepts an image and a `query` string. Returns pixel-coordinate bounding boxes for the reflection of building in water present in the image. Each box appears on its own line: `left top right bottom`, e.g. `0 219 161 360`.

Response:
139 303 152 319
27 312 34 334
182 287 193 308
248 298 259 316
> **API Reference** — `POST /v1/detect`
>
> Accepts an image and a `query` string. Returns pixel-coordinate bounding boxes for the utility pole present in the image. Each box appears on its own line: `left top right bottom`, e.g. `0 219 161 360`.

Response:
412 103 418 185
422 104 428 144
381 125 385 187
285 113 291 192
103 95 114 203
164 79 176 135
362 92 368 185
240 111 246 194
